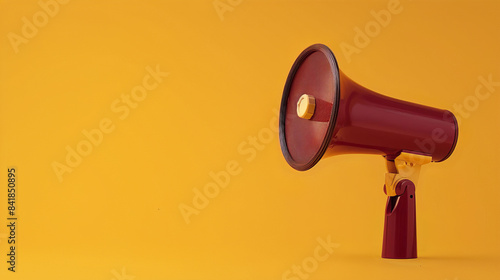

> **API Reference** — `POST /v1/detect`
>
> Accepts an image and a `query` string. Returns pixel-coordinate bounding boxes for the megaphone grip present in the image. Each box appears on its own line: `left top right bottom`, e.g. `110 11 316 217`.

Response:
382 179 417 259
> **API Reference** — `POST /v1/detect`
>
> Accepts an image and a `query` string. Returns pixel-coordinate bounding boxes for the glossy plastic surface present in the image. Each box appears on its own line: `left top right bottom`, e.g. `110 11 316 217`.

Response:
280 45 340 170
382 179 417 259
279 44 459 171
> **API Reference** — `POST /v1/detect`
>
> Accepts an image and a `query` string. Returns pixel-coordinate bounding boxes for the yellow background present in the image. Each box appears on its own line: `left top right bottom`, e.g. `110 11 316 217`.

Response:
1 0 499 279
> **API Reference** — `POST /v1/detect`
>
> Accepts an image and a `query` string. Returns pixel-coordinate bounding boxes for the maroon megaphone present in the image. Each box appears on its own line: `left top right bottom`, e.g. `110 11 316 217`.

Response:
279 44 458 259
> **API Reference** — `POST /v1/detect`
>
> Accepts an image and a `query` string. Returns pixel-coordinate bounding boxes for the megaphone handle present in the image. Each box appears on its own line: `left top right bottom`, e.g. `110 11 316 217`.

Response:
382 179 417 259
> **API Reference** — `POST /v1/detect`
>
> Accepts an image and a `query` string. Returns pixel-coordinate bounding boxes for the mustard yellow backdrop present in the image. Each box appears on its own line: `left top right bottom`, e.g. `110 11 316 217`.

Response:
0 0 499 279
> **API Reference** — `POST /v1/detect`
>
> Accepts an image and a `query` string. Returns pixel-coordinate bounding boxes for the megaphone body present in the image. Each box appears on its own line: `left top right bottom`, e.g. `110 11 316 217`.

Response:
279 44 458 258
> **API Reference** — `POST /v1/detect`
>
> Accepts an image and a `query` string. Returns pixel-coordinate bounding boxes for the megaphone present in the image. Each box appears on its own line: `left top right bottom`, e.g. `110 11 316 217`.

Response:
279 44 458 259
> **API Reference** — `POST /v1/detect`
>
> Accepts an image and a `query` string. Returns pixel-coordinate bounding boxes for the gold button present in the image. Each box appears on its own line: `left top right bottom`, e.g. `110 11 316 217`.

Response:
297 94 316 119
